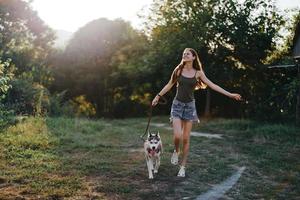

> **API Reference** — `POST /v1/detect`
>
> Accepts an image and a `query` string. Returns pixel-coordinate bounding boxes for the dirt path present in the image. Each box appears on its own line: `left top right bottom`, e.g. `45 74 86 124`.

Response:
151 123 223 139
151 122 246 200
196 166 246 200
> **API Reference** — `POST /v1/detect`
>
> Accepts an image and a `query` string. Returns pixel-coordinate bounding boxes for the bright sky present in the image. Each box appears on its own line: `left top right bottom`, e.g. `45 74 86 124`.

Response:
31 0 300 33
31 0 153 32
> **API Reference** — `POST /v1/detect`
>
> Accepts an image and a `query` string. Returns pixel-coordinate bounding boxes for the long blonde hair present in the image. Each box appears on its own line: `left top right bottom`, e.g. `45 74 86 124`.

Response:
171 48 207 90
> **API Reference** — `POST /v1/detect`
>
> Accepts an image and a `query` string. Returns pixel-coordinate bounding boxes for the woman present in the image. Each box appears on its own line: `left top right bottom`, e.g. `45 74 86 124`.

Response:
152 48 242 177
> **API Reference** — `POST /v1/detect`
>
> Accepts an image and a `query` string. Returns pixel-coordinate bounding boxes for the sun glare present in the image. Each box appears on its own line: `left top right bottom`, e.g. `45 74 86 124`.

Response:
31 0 299 33
31 0 152 32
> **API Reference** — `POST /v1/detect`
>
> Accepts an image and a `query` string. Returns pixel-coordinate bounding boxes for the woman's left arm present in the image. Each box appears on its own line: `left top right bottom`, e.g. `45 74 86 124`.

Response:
197 70 242 101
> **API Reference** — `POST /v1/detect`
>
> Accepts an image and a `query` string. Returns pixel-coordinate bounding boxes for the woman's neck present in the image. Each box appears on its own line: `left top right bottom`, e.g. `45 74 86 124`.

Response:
184 62 193 70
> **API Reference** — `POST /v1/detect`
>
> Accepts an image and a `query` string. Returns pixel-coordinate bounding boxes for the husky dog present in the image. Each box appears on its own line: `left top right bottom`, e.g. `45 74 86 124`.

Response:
144 131 163 179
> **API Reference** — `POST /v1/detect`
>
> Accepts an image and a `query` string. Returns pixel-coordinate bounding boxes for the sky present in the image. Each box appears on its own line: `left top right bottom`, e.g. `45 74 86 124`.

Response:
31 0 300 33
31 0 153 32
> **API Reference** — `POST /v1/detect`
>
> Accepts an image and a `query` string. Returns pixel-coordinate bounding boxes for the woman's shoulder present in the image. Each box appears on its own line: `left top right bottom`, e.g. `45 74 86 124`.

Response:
195 70 202 77
196 70 204 79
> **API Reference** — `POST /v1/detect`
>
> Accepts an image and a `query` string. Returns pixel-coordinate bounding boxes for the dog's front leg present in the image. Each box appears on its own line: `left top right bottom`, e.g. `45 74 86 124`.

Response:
146 157 154 179
154 156 160 174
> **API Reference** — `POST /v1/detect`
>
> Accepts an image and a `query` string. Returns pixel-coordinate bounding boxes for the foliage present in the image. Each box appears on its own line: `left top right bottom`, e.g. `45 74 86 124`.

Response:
255 11 300 121
50 18 150 117
141 0 286 119
47 90 68 117
0 58 15 129
69 95 96 117
0 0 55 117
1 0 298 122
5 79 50 116
0 59 13 100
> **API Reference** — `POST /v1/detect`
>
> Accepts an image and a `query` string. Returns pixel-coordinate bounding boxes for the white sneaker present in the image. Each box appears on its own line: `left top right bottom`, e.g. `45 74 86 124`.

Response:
177 166 185 177
171 150 178 165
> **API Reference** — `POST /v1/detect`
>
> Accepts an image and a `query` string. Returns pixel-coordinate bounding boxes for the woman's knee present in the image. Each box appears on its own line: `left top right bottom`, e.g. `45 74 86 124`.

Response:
182 137 190 145
173 132 181 140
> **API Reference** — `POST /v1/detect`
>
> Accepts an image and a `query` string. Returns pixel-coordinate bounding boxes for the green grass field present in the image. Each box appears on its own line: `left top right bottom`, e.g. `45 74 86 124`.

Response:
0 116 299 199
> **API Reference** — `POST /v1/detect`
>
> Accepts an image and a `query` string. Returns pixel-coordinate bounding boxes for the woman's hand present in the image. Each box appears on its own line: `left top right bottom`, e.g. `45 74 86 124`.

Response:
229 93 242 101
152 95 160 106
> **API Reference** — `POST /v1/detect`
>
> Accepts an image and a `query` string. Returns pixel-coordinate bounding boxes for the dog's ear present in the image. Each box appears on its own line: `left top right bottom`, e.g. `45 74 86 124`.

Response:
156 131 160 137
148 131 151 137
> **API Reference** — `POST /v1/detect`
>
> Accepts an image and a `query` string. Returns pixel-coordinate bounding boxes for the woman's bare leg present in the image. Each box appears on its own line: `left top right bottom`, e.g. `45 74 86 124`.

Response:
181 120 193 166
172 118 182 153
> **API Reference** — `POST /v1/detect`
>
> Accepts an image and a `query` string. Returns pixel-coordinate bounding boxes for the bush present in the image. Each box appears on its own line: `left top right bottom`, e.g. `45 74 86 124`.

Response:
70 95 96 117
48 92 96 118
48 90 75 117
0 104 15 130
0 58 15 130
5 79 50 116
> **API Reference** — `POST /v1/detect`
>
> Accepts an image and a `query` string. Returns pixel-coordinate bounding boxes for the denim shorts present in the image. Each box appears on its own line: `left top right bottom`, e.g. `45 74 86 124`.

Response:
170 99 199 123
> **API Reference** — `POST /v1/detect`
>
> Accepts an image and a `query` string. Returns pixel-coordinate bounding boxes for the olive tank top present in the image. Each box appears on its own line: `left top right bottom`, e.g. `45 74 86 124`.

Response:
175 71 198 103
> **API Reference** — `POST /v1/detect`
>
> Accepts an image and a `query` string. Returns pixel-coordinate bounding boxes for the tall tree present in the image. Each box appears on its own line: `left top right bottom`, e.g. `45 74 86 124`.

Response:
52 18 147 116
142 0 284 118
0 0 55 115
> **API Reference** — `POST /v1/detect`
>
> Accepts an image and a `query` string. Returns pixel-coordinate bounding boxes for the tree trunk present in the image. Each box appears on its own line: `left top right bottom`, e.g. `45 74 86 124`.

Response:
297 90 300 125
204 89 211 117
296 63 300 126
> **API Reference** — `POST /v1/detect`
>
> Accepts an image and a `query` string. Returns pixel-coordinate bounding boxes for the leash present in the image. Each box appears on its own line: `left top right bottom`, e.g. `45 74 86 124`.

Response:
140 96 167 142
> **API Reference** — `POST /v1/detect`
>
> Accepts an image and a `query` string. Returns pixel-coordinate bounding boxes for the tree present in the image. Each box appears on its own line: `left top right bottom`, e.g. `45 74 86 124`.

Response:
142 0 284 118
51 18 148 116
263 11 300 122
0 0 56 115
0 58 14 129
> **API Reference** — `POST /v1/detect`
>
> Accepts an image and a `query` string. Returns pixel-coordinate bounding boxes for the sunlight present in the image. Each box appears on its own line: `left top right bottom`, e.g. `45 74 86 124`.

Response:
31 0 152 32
31 0 300 33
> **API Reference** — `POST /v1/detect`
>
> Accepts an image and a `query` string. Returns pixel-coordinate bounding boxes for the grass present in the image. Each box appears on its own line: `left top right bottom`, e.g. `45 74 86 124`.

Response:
0 116 299 199
193 118 300 199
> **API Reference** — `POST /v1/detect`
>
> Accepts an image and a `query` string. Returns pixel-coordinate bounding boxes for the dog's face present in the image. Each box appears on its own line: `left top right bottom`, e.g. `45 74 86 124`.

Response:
146 131 161 153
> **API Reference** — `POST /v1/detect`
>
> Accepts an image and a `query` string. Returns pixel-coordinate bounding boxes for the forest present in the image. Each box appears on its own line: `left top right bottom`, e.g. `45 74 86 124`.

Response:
1 0 299 128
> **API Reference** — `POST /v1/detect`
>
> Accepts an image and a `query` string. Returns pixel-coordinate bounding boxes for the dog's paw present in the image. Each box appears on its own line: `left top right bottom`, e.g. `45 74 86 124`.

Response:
154 170 158 174
148 175 154 179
